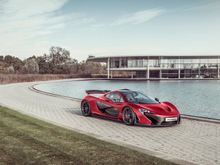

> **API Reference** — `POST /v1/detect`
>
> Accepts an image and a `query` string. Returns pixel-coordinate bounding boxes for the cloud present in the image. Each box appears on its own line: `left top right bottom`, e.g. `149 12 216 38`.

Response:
0 0 94 58
181 0 220 12
111 9 165 26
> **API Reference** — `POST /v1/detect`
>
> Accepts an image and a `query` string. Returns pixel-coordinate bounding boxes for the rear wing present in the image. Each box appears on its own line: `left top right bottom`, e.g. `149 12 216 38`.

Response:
86 90 110 95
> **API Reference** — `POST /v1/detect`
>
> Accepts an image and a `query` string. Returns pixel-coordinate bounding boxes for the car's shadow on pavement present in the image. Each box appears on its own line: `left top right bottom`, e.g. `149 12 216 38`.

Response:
64 108 82 116
63 108 179 128
64 108 126 125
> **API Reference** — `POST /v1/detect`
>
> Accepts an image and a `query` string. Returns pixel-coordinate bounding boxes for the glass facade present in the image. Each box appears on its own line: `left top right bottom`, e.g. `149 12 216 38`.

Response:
107 56 220 79
127 59 145 68
161 59 179 69
148 59 160 68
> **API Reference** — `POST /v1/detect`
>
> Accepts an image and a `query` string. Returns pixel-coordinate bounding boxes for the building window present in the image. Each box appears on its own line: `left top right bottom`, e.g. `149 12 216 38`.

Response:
148 60 160 68
121 58 127 68
137 59 143 67
143 59 148 67
128 59 137 67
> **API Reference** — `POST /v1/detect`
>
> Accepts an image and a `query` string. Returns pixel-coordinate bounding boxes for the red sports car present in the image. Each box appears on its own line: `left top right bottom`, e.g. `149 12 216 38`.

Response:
81 89 181 126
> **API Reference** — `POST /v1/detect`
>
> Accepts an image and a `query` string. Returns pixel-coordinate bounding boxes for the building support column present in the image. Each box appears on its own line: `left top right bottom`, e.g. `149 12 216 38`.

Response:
178 56 181 79
159 56 162 79
218 66 219 79
147 68 150 79
119 58 122 68
218 56 219 79
178 69 181 79
159 70 162 79
147 56 150 79
107 57 110 79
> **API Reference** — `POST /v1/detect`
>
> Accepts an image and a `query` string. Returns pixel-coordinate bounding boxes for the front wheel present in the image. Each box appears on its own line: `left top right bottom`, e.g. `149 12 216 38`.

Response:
81 100 91 116
122 107 136 125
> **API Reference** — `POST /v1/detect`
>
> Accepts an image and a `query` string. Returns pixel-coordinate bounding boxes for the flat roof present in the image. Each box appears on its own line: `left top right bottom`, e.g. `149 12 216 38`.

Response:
87 55 220 62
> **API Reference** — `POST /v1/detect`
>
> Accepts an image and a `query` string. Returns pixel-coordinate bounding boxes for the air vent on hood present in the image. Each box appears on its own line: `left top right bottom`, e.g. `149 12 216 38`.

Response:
167 107 171 112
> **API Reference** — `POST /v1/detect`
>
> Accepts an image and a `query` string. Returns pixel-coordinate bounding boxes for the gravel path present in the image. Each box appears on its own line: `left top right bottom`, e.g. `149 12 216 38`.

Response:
0 80 219 165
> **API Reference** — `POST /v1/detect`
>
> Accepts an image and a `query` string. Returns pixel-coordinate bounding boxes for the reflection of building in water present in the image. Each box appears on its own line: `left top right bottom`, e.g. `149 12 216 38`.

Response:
87 55 220 79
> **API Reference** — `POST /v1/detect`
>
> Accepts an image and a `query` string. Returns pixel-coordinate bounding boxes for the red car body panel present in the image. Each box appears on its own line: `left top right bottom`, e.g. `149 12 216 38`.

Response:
81 90 181 126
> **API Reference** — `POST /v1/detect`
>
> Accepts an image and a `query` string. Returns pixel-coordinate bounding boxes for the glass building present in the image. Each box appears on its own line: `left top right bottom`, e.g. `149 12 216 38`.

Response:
87 55 220 79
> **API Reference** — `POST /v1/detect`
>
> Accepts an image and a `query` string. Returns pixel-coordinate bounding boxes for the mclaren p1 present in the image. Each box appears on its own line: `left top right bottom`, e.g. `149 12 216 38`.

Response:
81 89 181 126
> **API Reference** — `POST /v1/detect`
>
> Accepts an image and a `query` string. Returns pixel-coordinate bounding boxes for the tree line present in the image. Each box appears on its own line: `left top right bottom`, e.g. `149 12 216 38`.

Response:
0 46 106 76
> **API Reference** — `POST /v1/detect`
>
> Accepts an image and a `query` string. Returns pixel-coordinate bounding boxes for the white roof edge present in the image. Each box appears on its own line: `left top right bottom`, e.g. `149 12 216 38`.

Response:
88 54 220 59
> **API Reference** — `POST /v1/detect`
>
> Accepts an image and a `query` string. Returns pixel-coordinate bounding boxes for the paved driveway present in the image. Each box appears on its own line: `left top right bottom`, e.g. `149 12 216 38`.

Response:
0 80 219 165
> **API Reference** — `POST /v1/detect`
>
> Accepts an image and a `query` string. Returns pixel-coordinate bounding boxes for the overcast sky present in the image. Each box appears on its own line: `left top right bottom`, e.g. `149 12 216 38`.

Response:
0 0 220 61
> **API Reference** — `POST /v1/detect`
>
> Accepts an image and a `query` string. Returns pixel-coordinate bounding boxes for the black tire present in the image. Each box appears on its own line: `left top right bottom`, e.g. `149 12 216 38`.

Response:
81 100 91 116
122 107 136 125
178 115 181 124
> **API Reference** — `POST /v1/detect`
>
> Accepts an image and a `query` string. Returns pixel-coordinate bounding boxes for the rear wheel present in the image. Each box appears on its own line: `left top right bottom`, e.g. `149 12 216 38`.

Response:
81 100 91 116
122 107 136 125
178 115 181 124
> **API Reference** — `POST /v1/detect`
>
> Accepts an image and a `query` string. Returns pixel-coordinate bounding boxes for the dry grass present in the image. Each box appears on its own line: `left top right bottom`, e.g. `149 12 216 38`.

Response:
0 74 76 84
0 106 176 165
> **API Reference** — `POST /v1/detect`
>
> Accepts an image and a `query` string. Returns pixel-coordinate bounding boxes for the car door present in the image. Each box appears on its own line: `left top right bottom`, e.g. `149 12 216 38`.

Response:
96 92 124 118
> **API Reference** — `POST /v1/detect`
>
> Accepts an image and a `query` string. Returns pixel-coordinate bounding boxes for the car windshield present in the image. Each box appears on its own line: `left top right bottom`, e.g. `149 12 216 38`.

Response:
123 91 158 104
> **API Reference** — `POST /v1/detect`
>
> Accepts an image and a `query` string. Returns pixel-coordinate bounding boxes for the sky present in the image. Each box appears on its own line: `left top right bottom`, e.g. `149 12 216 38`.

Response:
0 0 220 61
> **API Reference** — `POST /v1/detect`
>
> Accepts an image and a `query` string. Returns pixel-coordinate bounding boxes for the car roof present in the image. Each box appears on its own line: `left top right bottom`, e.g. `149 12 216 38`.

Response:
111 89 134 94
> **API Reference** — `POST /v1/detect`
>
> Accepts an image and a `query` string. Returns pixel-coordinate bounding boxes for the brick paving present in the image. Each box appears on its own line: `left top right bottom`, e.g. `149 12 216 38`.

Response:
0 81 219 165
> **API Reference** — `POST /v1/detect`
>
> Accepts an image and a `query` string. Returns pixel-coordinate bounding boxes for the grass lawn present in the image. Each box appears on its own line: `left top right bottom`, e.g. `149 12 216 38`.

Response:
0 106 176 165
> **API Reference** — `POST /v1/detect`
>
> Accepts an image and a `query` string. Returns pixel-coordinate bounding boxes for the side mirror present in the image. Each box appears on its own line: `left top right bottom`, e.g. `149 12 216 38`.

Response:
155 98 160 102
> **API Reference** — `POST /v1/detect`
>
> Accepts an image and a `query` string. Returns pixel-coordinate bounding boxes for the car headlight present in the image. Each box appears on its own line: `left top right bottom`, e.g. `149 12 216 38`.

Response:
139 108 154 114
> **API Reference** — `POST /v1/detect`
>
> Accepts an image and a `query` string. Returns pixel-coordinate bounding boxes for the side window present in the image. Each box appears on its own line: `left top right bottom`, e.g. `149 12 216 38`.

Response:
105 93 113 100
113 93 123 103
126 93 136 102
105 92 123 103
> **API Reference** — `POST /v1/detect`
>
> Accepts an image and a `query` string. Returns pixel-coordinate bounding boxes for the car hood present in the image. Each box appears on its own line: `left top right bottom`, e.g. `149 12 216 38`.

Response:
134 102 179 116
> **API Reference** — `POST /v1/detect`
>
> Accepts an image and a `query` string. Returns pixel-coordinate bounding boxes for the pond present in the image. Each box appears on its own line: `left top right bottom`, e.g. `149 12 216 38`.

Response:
34 80 220 119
